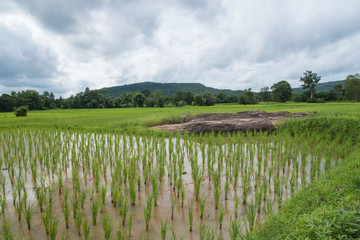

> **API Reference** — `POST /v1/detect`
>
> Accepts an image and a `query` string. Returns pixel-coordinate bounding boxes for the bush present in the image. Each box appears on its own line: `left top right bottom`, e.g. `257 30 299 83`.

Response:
178 101 186 107
15 106 28 117
306 98 318 103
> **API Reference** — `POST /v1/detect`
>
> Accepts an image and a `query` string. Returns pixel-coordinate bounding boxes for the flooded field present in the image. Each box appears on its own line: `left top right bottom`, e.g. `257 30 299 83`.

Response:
0 128 352 239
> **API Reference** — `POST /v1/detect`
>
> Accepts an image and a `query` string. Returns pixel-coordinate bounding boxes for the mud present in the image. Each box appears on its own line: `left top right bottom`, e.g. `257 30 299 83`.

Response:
152 110 308 133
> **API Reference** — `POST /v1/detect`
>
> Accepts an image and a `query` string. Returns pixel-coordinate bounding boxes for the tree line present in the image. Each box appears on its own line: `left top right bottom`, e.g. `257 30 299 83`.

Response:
1 71 359 112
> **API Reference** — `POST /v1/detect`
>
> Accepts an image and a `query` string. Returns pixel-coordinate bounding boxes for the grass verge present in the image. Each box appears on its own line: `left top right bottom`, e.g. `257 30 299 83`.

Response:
253 117 360 239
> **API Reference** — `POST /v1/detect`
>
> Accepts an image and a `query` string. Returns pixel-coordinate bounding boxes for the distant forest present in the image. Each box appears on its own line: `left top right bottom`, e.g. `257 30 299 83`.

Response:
0 76 359 113
101 82 243 97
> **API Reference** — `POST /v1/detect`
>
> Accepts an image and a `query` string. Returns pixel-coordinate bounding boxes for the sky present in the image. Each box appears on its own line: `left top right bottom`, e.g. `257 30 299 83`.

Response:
1 0 360 97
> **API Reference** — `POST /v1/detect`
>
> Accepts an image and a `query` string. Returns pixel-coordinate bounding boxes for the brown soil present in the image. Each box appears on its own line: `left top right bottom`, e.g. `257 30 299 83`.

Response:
152 110 308 133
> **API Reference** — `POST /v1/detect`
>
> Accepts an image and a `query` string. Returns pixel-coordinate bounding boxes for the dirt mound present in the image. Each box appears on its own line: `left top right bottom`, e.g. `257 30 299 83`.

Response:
152 110 307 133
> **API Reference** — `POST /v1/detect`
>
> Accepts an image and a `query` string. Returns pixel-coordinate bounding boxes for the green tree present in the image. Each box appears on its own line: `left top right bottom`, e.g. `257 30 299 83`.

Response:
238 89 258 105
132 92 146 107
271 81 292 102
203 92 215 106
0 94 16 112
215 92 227 103
183 91 194 105
333 83 344 100
258 87 272 102
300 70 321 100
193 95 205 106
141 89 151 97
119 93 133 107
344 73 360 101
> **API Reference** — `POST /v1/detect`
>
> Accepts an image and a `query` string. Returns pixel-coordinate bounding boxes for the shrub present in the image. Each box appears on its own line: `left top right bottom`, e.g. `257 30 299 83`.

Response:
316 98 325 103
15 106 28 117
306 98 317 103
178 101 186 107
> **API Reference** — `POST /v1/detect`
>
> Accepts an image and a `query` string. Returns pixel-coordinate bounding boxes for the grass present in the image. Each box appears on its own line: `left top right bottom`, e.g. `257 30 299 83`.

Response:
253 146 360 239
0 102 359 133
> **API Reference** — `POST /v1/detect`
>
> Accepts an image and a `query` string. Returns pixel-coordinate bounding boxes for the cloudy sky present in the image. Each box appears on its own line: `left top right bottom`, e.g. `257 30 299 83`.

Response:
1 0 360 97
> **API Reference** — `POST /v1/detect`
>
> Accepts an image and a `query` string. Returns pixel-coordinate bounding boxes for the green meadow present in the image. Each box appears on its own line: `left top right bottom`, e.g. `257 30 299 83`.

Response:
0 102 359 239
1 102 359 132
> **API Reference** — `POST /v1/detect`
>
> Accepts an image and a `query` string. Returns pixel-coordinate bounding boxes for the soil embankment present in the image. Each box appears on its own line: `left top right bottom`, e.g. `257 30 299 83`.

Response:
152 110 307 133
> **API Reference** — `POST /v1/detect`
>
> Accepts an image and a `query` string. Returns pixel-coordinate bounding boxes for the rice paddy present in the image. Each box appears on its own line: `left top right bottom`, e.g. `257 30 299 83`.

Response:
0 126 353 239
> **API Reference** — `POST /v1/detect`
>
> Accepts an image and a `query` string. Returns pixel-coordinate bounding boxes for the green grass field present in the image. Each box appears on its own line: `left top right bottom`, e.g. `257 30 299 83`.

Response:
1 102 359 132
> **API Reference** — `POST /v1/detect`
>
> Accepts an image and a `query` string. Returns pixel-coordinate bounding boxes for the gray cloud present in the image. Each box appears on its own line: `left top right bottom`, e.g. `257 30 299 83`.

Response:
1 0 360 97
0 23 60 91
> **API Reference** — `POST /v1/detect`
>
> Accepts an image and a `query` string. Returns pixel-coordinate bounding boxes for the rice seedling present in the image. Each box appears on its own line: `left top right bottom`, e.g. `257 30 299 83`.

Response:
49 217 59 240
218 205 225 230
121 197 128 226
83 215 91 240
62 190 70 229
234 194 240 218
101 213 113 240
143 195 153 231
229 216 242 240
200 197 206 219
117 226 125 240
188 200 193 232
151 171 159 206
1 217 15 240
199 222 218 240
128 214 133 237
170 194 175 220
58 170 63 194
224 171 230 201
242 173 250 205
75 212 83 236
90 198 99 225
0 196 5 216
23 202 33 230
71 195 79 219
80 189 87 210
129 174 136 206
42 203 52 235
160 219 168 240
15 198 23 221
247 202 257 232
265 196 273 214
169 225 178 240
137 174 141 192
181 185 185 208
255 188 262 214
101 184 107 209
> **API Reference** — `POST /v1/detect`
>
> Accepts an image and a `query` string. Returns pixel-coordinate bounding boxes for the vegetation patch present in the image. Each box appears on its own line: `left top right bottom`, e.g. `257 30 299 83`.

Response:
253 148 360 239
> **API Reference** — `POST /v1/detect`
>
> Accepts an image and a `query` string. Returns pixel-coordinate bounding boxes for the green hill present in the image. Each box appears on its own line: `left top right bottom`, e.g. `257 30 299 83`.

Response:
100 82 243 97
292 80 344 93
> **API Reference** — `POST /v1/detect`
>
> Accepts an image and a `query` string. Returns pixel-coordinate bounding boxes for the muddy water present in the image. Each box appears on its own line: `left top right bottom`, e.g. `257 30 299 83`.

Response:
0 129 340 239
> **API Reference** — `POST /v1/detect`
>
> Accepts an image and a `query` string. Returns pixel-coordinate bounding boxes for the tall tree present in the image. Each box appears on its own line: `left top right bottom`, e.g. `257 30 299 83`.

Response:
271 81 292 102
238 89 258 105
132 92 146 107
258 87 272 102
345 73 360 101
0 94 15 112
333 83 344 100
300 70 321 100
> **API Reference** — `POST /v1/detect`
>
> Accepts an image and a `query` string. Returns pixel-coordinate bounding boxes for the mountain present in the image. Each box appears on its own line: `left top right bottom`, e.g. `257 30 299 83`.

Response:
292 80 345 93
100 82 243 97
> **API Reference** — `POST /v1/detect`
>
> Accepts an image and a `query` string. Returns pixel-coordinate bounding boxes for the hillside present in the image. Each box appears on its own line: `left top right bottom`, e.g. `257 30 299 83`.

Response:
100 82 243 97
292 80 344 93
